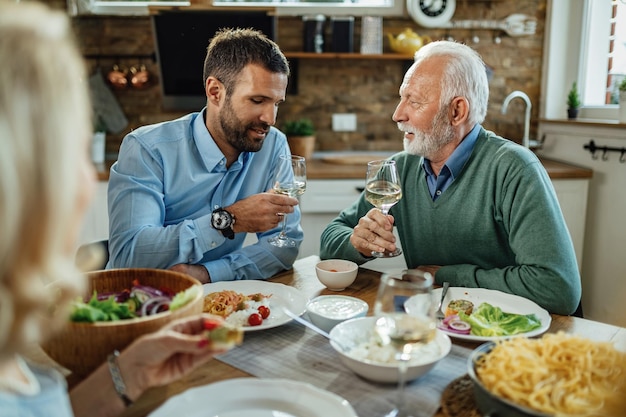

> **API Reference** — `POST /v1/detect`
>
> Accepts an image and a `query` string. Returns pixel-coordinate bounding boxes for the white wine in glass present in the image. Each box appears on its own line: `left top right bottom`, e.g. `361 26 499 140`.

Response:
268 155 306 247
365 159 403 257
374 269 436 417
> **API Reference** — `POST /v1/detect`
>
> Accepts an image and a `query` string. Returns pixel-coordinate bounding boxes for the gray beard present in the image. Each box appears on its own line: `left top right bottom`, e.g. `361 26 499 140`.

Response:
402 112 456 159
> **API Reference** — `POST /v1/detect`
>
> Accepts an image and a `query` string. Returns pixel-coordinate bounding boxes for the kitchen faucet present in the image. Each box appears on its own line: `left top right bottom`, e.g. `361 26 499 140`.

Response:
501 90 532 149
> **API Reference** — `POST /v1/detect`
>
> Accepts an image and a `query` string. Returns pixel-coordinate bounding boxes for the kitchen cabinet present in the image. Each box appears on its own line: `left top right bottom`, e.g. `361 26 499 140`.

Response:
550 178 589 271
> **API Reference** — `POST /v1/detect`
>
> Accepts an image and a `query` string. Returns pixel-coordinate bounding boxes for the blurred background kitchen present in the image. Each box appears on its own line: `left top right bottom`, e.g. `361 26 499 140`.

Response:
41 0 625 327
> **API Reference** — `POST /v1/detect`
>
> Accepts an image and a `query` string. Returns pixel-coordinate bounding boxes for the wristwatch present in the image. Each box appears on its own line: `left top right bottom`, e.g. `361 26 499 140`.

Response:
211 208 235 239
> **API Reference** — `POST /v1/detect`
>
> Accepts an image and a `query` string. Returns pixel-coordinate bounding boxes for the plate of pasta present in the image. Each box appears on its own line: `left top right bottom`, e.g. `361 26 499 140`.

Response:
428 287 551 342
468 334 626 416
202 281 307 332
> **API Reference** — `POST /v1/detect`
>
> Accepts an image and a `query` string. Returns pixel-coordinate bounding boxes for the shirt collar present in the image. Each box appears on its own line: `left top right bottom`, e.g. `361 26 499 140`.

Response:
423 123 481 179
193 108 247 172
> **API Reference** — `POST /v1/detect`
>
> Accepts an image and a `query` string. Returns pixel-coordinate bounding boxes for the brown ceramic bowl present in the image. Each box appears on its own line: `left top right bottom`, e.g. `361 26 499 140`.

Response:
41 268 203 377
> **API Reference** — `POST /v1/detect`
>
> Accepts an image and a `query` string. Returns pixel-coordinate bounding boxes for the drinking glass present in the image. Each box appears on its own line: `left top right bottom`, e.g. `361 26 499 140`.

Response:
373 269 436 417
365 159 403 257
268 155 306 247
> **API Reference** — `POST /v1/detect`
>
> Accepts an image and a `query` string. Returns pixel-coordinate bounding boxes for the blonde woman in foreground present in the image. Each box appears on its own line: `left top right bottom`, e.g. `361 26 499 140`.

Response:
0 2 226 416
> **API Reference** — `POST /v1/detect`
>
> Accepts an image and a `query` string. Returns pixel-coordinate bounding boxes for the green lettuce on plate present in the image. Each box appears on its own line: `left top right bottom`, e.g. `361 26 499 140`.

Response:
458 302 542 337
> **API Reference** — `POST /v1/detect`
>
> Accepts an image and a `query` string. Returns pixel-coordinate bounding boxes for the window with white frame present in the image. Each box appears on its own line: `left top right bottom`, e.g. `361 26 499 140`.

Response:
608 0 626 104
543 0 623 120
581 0 626 106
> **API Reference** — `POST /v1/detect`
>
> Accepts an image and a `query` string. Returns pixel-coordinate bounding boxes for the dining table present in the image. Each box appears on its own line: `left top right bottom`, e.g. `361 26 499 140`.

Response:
30 255 626 417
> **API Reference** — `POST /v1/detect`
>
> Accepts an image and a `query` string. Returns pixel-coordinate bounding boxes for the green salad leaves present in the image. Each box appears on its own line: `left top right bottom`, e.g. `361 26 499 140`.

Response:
169 285 201 311
70 292 135 323
458 302 542 337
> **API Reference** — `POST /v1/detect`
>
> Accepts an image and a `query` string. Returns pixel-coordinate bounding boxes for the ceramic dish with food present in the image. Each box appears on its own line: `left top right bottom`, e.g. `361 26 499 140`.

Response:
416 287 551 342
306 295 369 333
329 316 451 383
315 259 358 291
202 280 307 332
468 334 626 417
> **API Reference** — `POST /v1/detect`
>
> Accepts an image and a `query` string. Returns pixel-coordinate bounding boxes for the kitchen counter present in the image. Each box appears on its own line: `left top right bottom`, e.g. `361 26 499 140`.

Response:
95 154 593 181
306 153 593 180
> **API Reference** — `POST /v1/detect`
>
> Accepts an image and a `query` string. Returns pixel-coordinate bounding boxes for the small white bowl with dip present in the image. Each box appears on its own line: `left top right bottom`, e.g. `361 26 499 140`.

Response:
315 259 358 291
306 295 369 333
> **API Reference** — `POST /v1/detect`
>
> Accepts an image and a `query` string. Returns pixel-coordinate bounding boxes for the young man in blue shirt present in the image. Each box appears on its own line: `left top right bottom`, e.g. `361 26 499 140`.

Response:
108 28 302 283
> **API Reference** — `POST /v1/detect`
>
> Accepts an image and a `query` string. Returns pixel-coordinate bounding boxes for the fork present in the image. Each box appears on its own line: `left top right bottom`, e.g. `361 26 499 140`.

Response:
435 281 450 321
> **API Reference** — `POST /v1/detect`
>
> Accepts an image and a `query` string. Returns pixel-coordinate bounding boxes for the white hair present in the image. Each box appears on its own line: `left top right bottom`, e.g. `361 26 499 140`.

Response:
0 1 91 356
413 40 489 125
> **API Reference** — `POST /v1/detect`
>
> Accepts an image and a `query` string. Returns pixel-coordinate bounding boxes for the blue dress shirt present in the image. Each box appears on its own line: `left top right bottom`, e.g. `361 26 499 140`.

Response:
423 124 481 200
107 109 303 282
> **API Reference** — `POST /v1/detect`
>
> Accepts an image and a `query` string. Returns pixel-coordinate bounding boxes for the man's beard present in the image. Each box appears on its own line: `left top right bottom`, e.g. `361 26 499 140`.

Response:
401 107 456 159
218 96 269 153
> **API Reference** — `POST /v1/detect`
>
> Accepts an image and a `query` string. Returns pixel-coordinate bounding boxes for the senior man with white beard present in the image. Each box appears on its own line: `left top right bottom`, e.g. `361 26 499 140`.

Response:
319 40 581 316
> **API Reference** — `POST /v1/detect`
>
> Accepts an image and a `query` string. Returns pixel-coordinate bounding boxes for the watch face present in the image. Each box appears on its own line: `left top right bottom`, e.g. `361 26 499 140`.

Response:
211 210 231 230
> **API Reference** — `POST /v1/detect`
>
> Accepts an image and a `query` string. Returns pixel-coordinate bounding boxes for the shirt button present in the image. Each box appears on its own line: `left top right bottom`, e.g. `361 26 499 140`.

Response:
211 241 217 248
214 205 219 209
436 190 442 196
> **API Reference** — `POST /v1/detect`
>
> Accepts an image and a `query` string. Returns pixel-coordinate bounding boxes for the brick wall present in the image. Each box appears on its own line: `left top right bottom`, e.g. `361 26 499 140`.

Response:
46 0 546 155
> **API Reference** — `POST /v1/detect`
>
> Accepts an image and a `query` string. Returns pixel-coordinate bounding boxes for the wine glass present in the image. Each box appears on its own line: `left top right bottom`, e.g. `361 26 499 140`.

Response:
268 155 306 247
365 159 403 257
373 269 436 417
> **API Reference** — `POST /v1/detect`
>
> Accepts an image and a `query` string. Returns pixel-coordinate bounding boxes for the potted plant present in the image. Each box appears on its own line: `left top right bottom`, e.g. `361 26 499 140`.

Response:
282 118 316 160
567 81 581 120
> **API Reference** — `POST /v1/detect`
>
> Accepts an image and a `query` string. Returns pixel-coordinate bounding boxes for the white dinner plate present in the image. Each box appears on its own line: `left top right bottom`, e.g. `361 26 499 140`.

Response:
424 287 551 342
203 280 308 332
148 378 358 417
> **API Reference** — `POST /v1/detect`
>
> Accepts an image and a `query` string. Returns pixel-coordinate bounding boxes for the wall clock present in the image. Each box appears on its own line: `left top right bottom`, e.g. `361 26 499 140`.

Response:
407 0 456 28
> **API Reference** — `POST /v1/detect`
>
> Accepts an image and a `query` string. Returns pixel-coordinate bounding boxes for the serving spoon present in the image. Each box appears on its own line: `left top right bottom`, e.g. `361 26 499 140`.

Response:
282 307 350 352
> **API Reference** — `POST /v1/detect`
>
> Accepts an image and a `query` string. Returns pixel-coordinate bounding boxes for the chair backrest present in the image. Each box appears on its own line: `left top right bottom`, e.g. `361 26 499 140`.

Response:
75 240 109 271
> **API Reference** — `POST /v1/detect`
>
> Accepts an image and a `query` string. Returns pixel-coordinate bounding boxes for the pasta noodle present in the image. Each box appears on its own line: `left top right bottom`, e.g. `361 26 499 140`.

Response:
475 332 626 417
203 290 248 317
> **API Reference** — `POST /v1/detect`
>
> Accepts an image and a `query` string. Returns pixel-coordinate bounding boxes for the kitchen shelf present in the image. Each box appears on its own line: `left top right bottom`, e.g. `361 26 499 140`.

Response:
284 52 413 94
284 52 413 60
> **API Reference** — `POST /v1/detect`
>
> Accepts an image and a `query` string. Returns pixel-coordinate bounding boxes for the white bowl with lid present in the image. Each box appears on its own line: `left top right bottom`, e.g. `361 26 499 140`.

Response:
306 295 369 333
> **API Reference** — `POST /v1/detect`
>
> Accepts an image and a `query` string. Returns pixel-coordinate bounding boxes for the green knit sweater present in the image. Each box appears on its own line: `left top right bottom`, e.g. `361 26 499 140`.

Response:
320 128 581 315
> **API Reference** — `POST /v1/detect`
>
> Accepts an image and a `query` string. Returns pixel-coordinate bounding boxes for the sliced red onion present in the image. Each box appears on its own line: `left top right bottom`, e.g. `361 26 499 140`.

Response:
448 318 471 333
151 301 170 315
139 296 171 317
442 314 459 325
132 285 167 303
439 314 471 334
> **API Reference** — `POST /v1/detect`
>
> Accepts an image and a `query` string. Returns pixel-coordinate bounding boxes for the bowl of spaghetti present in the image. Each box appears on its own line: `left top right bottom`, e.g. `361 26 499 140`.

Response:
468 333 626 417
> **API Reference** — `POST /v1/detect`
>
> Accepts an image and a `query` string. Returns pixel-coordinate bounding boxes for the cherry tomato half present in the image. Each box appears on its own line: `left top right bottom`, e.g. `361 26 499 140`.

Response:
248 313 263 326
202 318 221 331
258 305 270 319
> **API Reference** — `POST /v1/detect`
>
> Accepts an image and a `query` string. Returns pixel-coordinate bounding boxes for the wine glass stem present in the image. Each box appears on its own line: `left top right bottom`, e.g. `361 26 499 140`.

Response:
396 358 408 412
279 213 288 238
